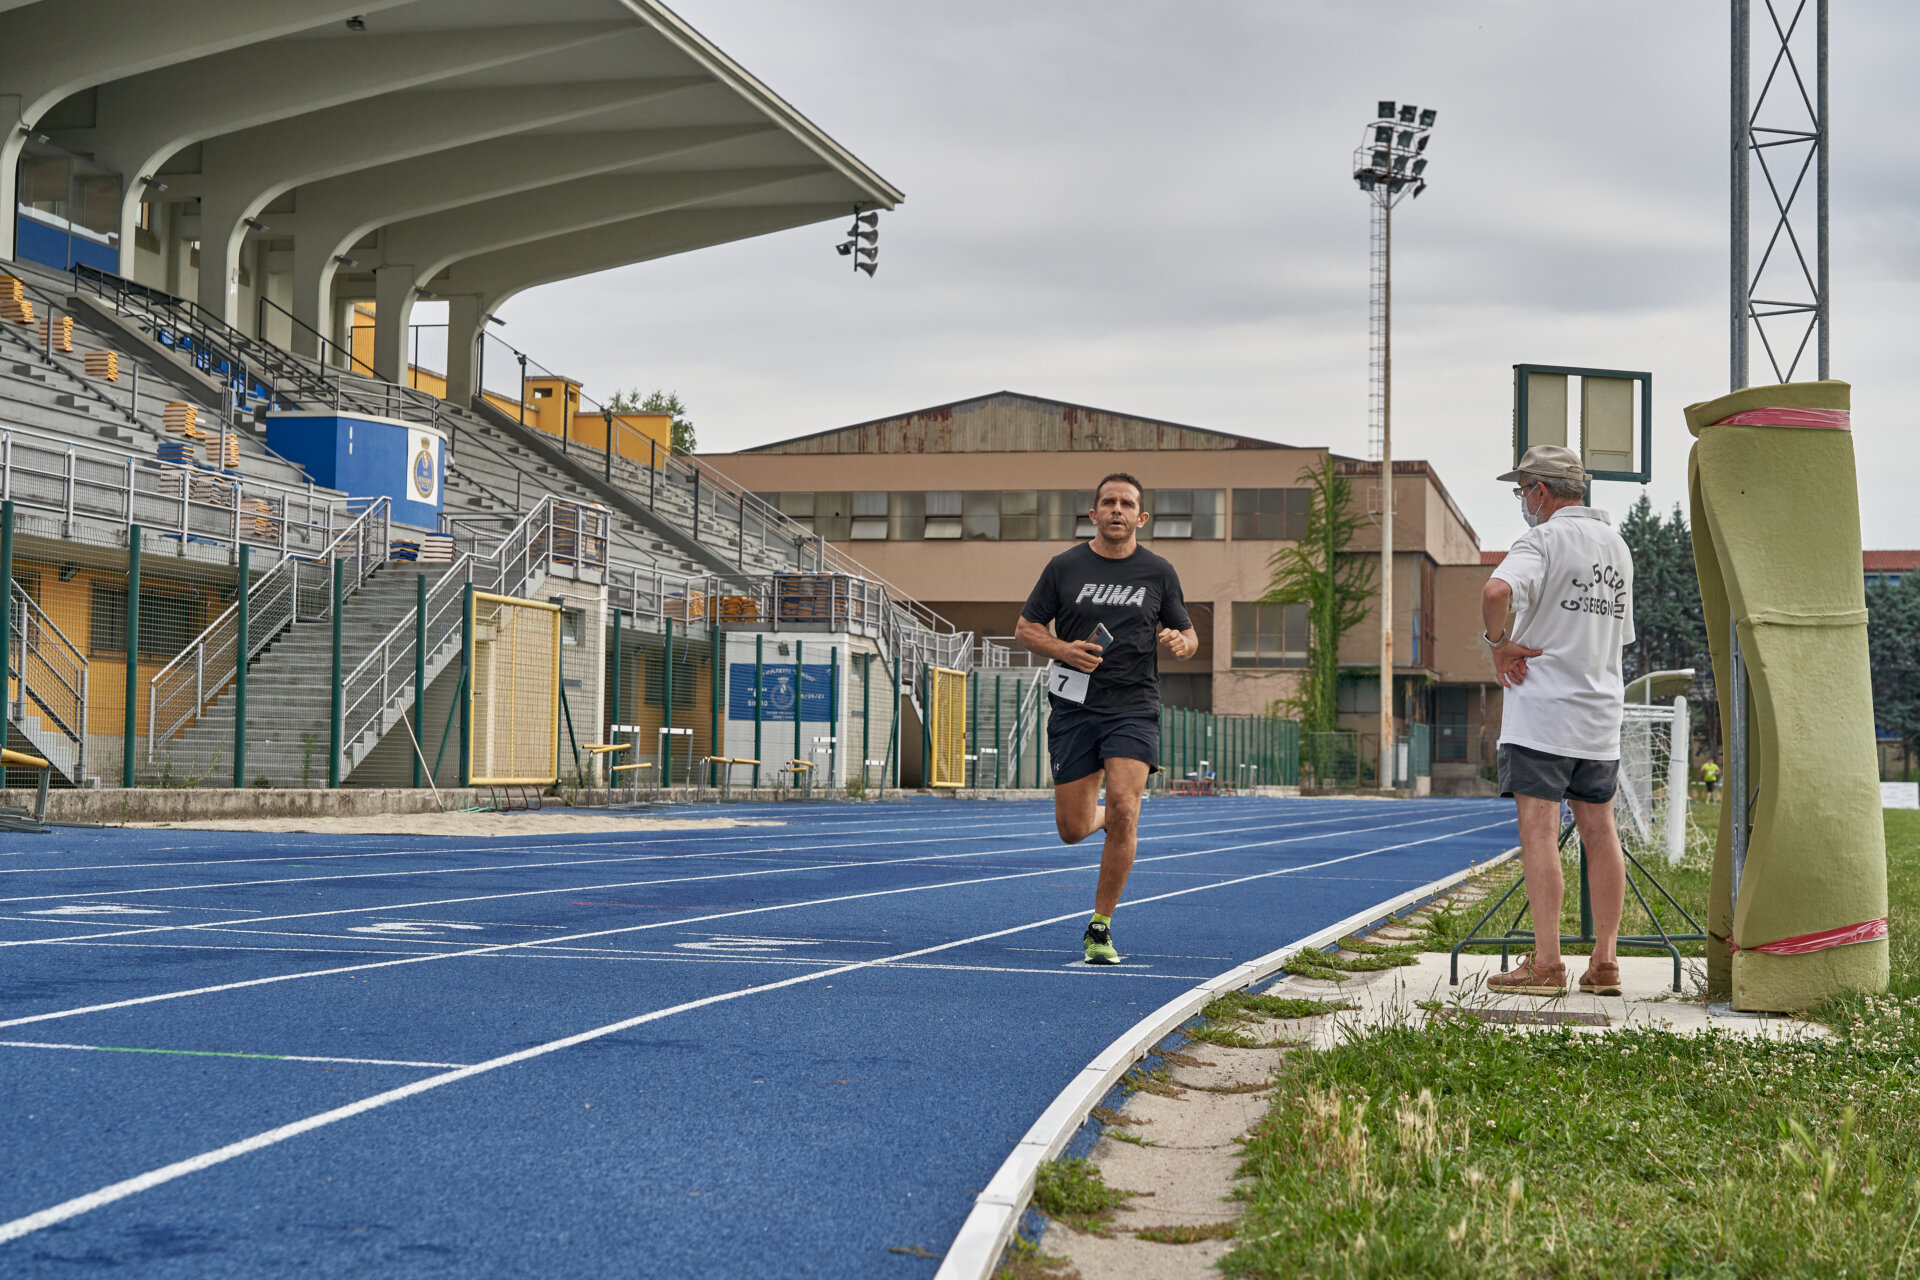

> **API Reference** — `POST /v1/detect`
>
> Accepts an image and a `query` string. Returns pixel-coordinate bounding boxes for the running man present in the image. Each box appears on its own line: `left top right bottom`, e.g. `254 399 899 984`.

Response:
1015 473 1198 964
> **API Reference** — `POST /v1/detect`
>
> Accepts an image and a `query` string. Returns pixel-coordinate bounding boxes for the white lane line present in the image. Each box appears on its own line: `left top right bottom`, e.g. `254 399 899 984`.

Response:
0 802 1294 903
0 817 1508 1247
0 799 1469 878
0 813 1507 1030
0 809 1440 951
0 1040 466 1069
0 812 1087 876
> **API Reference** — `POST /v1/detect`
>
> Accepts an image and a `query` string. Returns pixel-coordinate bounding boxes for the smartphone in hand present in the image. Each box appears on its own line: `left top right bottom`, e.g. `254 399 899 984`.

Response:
1088 623 1113 649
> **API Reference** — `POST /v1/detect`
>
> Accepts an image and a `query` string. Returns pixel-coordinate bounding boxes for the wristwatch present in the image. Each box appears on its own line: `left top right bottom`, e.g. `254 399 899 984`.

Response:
1481 629 1508 647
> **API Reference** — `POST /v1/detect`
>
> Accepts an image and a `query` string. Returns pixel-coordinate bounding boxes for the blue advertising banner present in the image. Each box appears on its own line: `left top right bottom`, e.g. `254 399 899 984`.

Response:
728 663 832 721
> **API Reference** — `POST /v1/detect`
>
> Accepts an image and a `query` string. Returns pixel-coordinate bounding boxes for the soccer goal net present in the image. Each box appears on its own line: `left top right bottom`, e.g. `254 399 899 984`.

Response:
1616 699 1692 866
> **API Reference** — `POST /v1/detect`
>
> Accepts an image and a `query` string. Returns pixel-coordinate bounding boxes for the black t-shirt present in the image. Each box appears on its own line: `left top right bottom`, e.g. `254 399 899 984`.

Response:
1021 542 1192 717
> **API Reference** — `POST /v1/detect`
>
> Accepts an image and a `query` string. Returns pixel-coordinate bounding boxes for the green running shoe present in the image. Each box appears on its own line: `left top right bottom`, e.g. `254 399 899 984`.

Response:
1082 919 1120 965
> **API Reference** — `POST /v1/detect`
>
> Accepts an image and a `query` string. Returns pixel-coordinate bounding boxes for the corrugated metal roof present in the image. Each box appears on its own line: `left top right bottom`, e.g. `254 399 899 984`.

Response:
740 391 1293 454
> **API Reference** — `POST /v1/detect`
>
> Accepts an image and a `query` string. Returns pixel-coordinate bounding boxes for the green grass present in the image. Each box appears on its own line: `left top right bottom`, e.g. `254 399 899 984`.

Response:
1225 811 1920 1279
1032 1156 1135 1233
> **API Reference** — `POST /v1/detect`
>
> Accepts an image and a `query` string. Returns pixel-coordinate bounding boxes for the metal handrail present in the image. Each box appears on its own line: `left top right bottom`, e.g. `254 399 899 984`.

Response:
75 263 441 429
146 497 392 760
0 424 344 556
336 554 471 765
9 581 88 778
259 296 376 378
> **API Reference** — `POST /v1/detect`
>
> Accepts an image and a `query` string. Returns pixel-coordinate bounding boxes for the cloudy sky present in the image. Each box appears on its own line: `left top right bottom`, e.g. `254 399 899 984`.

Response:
475 0 1920 552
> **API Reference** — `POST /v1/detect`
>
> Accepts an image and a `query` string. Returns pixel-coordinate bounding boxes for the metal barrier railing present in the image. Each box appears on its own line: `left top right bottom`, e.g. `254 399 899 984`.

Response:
9 581 88 780
336 554 471 773
146 497 391 760
0 425 345 556
75 264 440 428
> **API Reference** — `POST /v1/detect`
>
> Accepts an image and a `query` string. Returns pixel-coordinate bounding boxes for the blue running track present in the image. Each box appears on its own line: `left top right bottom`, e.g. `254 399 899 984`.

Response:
0 795 1512 1277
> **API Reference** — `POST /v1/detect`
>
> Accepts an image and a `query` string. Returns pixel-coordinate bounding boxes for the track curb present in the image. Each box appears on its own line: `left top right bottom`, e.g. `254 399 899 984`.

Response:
932 842 1521 1279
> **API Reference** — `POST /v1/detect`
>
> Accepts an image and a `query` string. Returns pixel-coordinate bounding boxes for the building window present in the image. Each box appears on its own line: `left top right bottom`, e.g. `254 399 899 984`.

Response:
776 492 815 533
1147 489 1192 539
1139 490 1224 540
559 608 583 647
812 491 852 542
961 490 999 540
924 491 962 539
850 491 888 540
999 490 1038 540
90 585 195 660
1230 601 1308 667
1337 675 1382 715
888 490 925 541
1035 490 1095 541
1232 488 1311 540
1160 673 1213 711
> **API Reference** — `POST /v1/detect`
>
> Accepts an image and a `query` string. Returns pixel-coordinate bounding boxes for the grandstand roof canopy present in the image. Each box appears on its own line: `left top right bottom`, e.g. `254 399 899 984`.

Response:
1 0 899 394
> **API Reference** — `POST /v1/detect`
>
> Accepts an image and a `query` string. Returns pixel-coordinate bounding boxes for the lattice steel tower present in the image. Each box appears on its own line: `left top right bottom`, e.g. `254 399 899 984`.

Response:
1733 0 1828 389
1352 101 1434 784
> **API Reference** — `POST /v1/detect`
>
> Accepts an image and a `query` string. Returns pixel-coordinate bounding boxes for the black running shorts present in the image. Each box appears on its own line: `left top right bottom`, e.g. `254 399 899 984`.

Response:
1497 742 1619 804
1047 709 1160 786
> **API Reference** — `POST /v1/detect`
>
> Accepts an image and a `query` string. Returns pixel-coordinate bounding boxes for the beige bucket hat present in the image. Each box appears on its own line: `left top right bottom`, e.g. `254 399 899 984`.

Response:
1497 444 1589 485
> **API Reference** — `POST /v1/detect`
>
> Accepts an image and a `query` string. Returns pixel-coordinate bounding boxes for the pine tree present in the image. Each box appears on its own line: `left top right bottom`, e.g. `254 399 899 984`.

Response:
1868 577 1920 776
606 388 696 454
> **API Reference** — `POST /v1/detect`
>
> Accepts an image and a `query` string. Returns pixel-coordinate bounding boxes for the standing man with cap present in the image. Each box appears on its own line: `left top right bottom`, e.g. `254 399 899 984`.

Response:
1481 445 1636 997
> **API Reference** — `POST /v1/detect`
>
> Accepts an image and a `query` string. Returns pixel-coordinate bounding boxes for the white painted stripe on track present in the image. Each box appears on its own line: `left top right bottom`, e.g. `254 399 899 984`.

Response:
0 808 1478 950
0 803 1315 902
0 1041 466 1069
0 812 1509 1030
0 812 1085 876
0 817 1510 1247
932 841 1524 1280
0 799 1480 878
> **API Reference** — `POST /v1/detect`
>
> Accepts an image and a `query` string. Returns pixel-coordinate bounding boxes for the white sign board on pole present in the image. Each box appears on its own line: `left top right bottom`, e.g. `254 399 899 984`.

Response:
1882 782 1919 810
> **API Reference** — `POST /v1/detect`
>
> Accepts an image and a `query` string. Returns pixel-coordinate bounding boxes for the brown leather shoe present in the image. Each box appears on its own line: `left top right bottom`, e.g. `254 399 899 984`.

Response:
1485 954 1566 997
1579 960 1623 996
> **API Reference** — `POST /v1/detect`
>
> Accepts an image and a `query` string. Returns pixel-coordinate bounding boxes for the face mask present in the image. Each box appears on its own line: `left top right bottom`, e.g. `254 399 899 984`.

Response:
1519 487 1541 528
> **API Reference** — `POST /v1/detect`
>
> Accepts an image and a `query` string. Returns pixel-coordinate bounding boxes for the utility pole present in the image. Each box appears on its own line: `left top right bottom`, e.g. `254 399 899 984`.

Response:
1353 101 1435 788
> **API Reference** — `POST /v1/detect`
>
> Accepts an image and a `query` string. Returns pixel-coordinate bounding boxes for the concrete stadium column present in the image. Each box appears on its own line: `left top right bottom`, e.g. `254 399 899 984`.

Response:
195 191 256 325
444 294 486 406
371 265 417 385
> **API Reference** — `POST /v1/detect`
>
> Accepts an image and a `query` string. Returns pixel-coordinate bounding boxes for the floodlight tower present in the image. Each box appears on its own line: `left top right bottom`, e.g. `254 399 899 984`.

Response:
1352 101 1434 786
1731 0 1828 390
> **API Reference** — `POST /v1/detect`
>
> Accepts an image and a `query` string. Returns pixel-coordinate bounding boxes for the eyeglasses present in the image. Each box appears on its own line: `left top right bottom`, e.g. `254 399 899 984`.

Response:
1511 483 1540 498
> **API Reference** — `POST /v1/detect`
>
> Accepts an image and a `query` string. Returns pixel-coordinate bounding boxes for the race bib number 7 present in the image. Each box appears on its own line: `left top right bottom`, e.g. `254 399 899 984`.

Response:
1048 662 1090 704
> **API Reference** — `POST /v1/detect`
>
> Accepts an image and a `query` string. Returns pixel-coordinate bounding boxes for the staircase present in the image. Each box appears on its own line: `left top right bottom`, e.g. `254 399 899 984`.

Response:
144 563 437 787
6 582 88 785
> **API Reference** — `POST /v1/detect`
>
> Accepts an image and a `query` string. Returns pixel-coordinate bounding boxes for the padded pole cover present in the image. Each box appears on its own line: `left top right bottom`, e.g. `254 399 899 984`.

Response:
1686 379 1888 1010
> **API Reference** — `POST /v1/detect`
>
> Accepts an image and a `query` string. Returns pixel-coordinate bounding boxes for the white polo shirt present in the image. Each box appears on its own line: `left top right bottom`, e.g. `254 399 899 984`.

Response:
1491 506 1636 761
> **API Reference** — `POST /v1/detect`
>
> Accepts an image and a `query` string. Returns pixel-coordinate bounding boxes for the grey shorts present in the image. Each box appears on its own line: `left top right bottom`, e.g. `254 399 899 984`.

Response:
1497 743 1619 804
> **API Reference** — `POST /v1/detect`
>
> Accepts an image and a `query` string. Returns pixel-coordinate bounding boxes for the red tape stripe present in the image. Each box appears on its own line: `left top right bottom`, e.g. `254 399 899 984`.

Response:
1712 407 1851 430
1733 917 1887 956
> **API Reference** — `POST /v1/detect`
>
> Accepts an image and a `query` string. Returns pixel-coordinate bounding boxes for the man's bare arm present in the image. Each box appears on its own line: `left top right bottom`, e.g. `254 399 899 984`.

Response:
1481 577 1540 688
1015 616 1103 673
1481 578 1513 640
1157 626 1199 660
